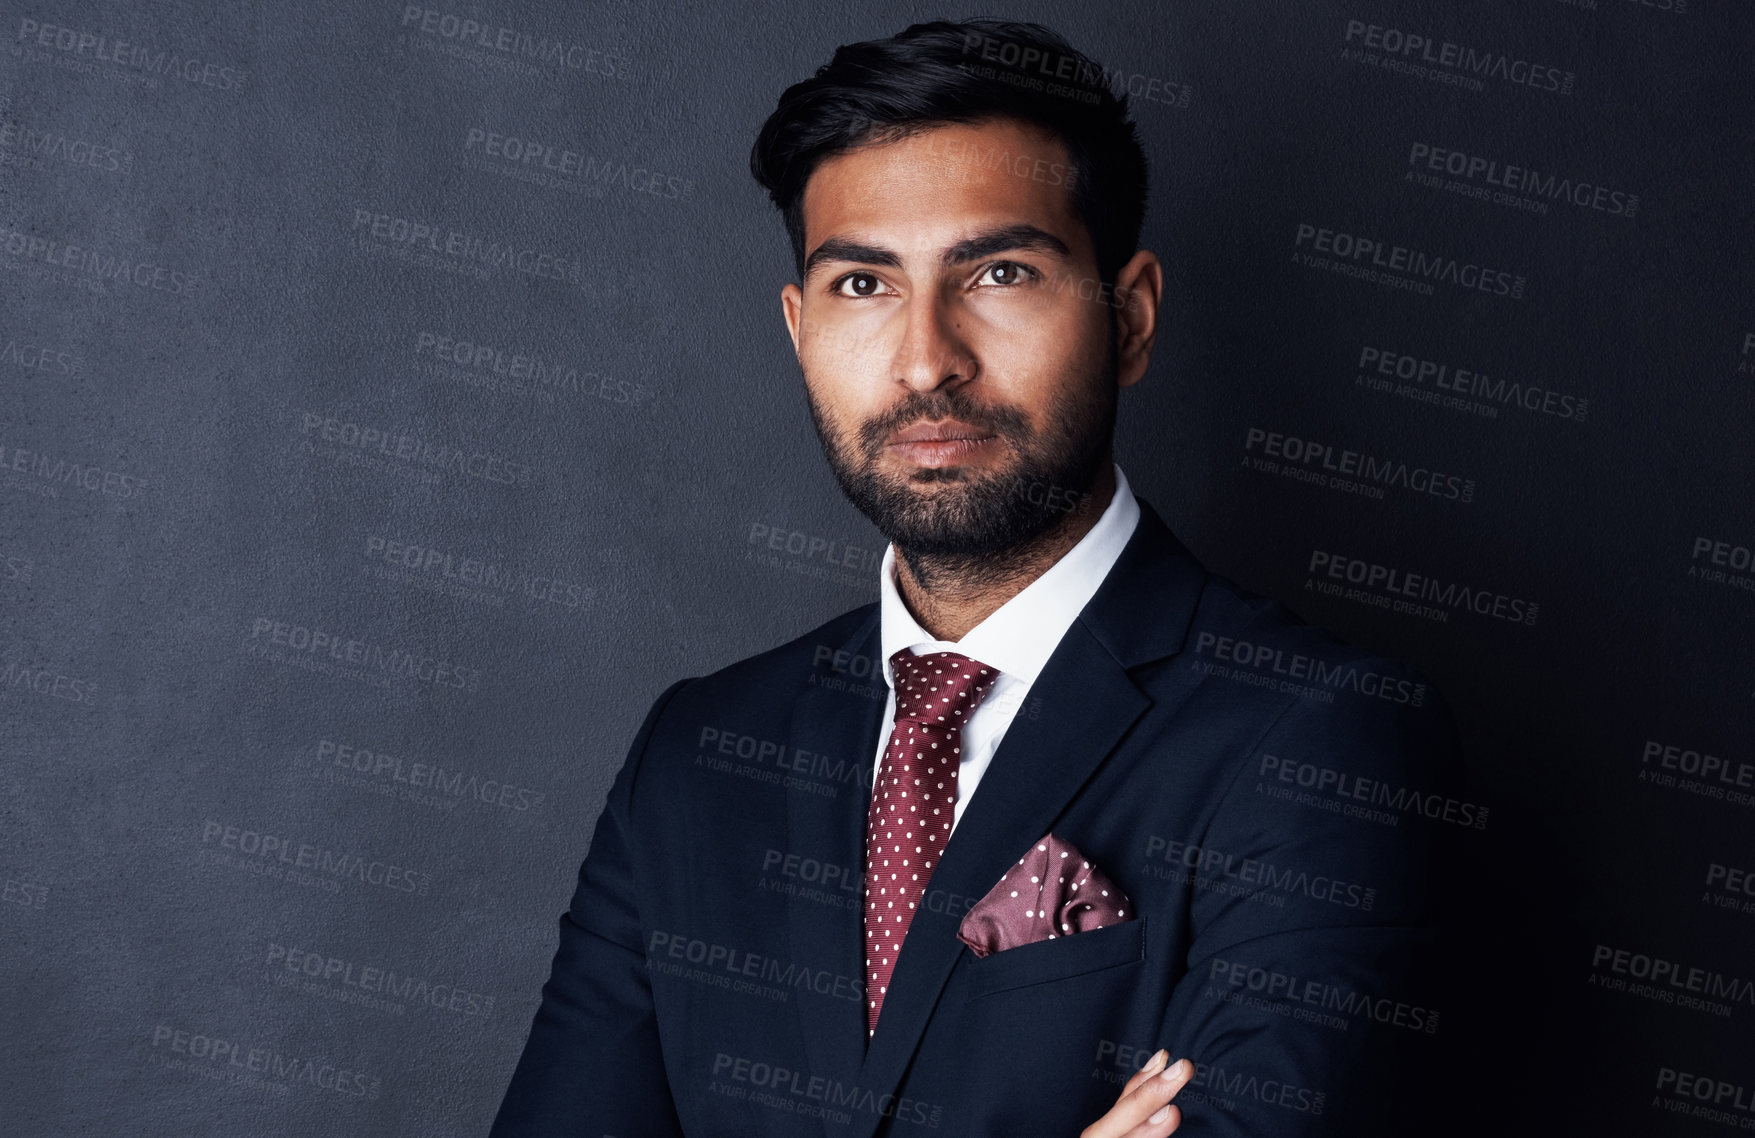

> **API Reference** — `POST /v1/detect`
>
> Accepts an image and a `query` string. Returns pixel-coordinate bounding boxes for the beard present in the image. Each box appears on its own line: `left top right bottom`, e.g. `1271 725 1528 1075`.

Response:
804 343 1118 566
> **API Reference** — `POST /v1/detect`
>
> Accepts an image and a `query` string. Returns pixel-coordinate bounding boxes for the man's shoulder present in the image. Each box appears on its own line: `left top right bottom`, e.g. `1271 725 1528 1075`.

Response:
1180 558 1444 711
1154 563 1465 933
659 601 881 718
1100 505 1437 707
1168 560 1465 827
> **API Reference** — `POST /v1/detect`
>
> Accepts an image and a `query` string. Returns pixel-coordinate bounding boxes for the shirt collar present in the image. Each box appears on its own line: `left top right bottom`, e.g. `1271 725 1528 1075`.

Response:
878 462 1141 692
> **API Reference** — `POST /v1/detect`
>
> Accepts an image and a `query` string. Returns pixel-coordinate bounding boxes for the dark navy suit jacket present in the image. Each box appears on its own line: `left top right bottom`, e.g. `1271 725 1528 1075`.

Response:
491 498 1463 1137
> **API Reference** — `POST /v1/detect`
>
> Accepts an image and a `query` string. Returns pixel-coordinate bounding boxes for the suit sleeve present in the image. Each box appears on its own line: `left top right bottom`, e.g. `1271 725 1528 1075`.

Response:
1154 666 1465 1137
490 677 696 1138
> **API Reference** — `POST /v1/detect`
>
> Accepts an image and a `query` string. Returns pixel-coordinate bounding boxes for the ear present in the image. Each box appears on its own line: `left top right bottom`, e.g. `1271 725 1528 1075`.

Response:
781 282 804 359
1110 250 1163 389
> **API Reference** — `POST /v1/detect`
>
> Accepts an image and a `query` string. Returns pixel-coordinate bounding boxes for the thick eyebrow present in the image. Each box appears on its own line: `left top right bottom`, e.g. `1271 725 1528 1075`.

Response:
801 223 1073 282
803 237 902 280
939 224 1070 266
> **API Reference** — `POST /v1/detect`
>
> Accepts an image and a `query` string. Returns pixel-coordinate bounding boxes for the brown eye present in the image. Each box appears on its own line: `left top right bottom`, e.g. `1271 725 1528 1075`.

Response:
838 273 881 297
978 261 1032 287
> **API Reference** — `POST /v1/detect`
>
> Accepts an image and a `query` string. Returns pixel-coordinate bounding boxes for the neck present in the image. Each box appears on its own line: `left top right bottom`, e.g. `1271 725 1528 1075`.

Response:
892 463 1117 642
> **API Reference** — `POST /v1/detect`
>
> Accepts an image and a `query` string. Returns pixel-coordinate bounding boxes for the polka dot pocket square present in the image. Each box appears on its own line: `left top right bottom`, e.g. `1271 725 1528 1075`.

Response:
955 832 1134 959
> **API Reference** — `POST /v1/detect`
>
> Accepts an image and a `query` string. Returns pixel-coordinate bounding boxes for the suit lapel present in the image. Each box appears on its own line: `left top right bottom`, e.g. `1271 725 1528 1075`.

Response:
788 499 1206 1138
849 618 1154 1136
785 605 886 1108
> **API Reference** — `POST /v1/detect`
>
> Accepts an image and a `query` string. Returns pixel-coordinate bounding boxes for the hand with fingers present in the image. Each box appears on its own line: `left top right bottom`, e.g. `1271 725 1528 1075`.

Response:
1079 1049 1194 1138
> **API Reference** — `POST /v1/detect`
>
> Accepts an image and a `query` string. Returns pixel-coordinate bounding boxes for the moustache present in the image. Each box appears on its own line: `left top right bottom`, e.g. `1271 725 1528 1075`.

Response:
857 399 1029 451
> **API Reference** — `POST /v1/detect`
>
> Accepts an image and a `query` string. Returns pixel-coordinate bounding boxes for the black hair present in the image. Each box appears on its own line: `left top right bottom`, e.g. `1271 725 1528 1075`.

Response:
750 18 1148 285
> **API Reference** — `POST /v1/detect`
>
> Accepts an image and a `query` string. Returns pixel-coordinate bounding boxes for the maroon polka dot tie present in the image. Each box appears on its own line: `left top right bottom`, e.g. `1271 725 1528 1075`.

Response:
863 649 1000 1036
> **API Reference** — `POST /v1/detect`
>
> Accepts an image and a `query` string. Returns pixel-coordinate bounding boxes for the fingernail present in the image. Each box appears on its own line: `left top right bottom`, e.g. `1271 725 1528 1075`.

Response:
1159 1058 1186 1082
1139 1048 1167 1074
1149 1104 1171 1124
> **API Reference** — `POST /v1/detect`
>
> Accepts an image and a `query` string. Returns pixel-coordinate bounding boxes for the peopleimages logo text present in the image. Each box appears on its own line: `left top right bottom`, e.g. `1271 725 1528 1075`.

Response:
1294 224 1523 298
1342 20 1574 95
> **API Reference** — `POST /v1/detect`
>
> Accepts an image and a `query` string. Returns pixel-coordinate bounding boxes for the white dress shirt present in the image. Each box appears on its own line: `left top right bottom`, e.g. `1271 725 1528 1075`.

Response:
870 462 1141 834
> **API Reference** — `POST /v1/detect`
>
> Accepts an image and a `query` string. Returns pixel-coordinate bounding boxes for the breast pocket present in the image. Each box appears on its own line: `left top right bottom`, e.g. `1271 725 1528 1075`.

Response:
961 915 1147 1001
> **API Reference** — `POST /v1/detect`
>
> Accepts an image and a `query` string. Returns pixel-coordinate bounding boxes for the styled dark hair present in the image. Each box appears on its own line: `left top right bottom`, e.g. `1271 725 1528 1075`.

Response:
750 19 1149 285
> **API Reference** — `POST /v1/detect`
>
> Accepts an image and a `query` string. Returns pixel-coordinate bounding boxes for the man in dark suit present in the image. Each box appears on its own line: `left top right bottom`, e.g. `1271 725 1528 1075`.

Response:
492 18 1462 1138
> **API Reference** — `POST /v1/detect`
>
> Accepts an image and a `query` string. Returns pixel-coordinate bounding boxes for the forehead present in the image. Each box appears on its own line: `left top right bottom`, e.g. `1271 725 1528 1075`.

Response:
799 117 1087 259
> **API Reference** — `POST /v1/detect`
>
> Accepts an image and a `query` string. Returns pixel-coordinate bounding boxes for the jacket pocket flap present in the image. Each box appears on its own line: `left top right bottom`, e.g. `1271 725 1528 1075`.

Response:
962 915 1146 1000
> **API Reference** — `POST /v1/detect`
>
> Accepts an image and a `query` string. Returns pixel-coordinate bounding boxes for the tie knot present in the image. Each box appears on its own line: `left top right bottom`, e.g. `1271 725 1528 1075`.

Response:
889 650 1000 726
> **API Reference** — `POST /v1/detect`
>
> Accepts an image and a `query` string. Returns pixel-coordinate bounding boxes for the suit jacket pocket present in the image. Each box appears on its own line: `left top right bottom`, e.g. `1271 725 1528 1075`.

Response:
961 915 1147 1001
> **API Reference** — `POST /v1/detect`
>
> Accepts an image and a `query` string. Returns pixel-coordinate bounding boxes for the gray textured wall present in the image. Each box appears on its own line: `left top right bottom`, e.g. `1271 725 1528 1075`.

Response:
4 1 1751 1135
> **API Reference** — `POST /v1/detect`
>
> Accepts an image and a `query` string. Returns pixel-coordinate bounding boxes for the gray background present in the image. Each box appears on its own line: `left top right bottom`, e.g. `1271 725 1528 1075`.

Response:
3 0 1752 1134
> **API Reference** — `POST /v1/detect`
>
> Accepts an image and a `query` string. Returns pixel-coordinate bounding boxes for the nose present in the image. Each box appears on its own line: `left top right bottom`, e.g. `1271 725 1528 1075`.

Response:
891 288 978 394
